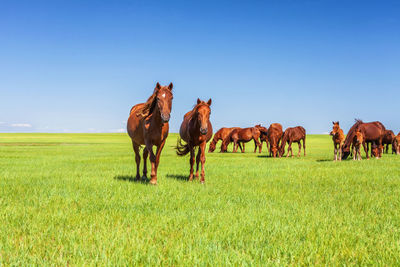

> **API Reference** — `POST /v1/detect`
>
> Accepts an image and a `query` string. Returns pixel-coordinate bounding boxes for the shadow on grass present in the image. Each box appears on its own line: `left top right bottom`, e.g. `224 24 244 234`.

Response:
166 174 189 181
316 159 333 162
114 175 149 184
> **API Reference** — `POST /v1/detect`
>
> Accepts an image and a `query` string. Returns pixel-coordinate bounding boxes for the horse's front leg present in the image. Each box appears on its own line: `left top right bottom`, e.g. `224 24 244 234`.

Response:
241 142 245 153
363 141 369 159
338 144 342 161
154 138 166 171
287 141 292 158
189 147 195 181
195 147 201 179
297 142 301 157
133 143 141 180
142 149 148 179
199 142 207 184
145 141 157 185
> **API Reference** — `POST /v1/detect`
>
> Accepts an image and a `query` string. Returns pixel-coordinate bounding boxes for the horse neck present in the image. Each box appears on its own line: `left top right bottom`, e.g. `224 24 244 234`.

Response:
149 105 163 127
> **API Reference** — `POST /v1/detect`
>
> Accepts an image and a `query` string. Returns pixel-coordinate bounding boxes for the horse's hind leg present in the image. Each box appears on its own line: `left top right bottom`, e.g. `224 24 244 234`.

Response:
298 142 301 157
303 137 306 156
142 149 148 179
242 142 245 153
195 147 201 179
132 143 141 181
189 148 195 181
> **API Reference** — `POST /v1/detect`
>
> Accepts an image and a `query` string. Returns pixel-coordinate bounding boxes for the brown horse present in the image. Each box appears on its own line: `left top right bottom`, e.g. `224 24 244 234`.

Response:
208 127 240 152
176 98 213 183
127 82 173 185
330 121 345 161
382 130 395 154
221 126 262 153
352 129 364 160
267 123 283 157
255 124 269 153
342 120 386 160
393 134 400 155
279 126 306 157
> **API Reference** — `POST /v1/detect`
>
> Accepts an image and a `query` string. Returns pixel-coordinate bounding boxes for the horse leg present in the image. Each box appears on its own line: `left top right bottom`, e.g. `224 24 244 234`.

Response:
334 143 337 161
189 147 195 181
287 141 292 158
363 141 369 160
338 144 342 161
242 142 245 153
142 149 148 179
195 147 201 179
199 142 207 184
254 138 261 153
133 143 141 181
259 141 263 153
145 141 157 185
353 145 356 160
233 140 237 153
303 137 306 156
298 142 301 157
154 139 166 172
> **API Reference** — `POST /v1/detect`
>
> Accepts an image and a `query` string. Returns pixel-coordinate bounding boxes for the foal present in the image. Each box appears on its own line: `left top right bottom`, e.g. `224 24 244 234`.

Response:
330 121 345 161
353 130 364 160
177 98 213 183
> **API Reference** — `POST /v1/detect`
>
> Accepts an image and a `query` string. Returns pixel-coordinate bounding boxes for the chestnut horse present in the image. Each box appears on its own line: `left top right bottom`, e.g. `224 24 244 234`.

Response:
279 126 306 157
330 121 345 161
393 134 400 155
267 123 283 157
342 120 386 160
382 130 395 154
176 98 213 183
208 127 240 152
255 124 269 153
352 129 364 160
127 82 173 185
221 126 262 153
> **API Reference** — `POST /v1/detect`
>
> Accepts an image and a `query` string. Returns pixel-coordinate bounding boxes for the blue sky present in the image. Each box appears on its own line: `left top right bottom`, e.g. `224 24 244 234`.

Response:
1 0 399 134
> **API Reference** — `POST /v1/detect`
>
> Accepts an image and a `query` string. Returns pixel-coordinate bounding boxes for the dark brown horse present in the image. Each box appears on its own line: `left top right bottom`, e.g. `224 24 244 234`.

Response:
255 124 269 153
279 126 306 157
127 82 173 185
382 130 395 154
342 120 386 160
221 126 262 153
208 127 240 152
176 98 213 183
267 123 283 157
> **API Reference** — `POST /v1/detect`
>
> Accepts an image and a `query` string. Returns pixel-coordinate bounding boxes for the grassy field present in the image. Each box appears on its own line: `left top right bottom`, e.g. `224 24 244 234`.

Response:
1 133 400 265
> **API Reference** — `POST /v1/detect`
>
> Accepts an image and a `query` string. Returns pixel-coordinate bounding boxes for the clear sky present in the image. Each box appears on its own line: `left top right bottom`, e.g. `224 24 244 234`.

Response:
1 0 399 134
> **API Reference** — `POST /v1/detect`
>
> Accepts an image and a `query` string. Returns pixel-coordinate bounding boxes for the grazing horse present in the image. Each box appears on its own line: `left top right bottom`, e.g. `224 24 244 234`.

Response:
330 121 345 161
255 125 269 153
176 98 213 183
279 126 306 157
352 129 364 160
267 123 283 157
382 130 395 154
221 126 262 153
208 127 240 152
342 120 386 160
393 134 400 155
127 82 173 185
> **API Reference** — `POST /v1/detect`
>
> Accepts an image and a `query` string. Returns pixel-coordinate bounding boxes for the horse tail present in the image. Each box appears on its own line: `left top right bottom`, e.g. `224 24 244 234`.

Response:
176 137 191 156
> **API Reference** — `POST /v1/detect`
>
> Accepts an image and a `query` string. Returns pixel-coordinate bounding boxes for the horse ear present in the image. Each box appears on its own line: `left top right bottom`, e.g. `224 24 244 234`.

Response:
155 82 161 90
168 83 173 91
197 98 201 105
337 121 339 125
332 121 334 125
207 98 212 106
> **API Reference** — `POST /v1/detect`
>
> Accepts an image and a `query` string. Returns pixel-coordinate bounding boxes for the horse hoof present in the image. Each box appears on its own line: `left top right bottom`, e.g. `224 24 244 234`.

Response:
149 179 157 185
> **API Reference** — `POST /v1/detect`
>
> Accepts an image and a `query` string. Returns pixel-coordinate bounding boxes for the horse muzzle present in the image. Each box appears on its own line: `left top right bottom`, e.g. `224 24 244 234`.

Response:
161 114 170 123
200 128 208 135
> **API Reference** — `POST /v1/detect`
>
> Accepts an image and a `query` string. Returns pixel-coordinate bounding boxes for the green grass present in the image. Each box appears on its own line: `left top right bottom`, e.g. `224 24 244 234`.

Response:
1 133 400 265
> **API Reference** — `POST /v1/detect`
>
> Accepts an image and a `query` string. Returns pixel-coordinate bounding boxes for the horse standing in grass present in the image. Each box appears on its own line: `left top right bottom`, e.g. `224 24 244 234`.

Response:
255 125 269 153
221 126 262 153
353 129 364 160
342 120 386 160
127 82 173 185
393 134 400 155
267 123 283 157
279 126 306 157
208 127 240 152
330 121 345 161
382 130 395 154
176 98 213 183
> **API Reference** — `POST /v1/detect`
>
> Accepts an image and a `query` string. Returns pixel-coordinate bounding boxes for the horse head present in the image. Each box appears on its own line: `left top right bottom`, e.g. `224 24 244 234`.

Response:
154 82 173 123
195 98 212 135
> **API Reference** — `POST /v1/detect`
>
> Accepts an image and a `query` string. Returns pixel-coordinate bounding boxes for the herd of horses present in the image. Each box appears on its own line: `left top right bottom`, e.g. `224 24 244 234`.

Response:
127 83 400 184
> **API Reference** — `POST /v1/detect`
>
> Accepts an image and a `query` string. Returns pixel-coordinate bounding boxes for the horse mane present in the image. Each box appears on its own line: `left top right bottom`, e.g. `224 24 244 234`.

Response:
136 88 159 118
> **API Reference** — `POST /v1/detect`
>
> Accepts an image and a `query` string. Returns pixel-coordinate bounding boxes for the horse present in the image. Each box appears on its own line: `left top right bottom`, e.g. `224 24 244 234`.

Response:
330 121 345 161
393 134 400 155
127 82 173 185
279 126 306 157
352 129 364 160
176 98 213 183
255 125 269 153
267 123 283 157
342 119 386 160
382 130 395 154
221 126 262 153
208 127 240 152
